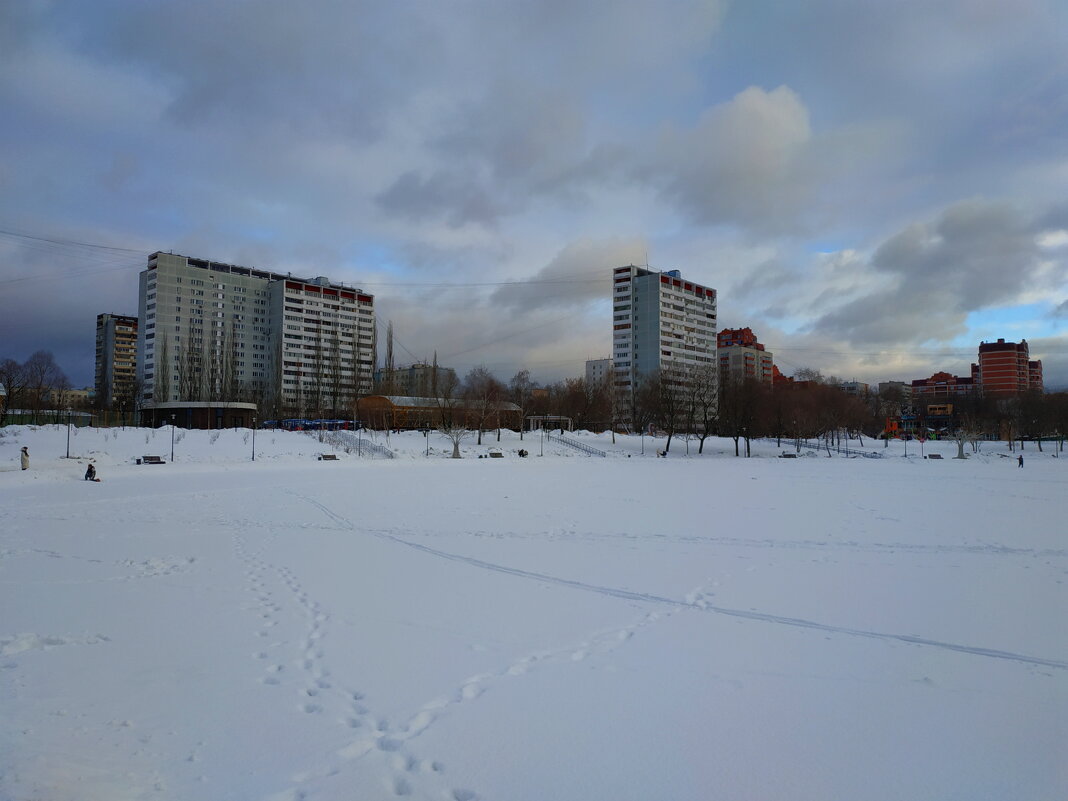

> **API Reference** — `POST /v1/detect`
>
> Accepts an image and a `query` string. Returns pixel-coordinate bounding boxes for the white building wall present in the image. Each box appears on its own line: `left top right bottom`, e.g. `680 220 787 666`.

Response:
138 253 374 413
611 265 717 420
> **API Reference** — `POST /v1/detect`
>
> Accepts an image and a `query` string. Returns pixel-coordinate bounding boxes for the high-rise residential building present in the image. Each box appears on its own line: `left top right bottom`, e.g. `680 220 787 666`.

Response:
716 327 774 385
374 363 458 397
137 252 375 416
585 358 612 386
95 313 138 408
611 265 717 419
972 339 1043 396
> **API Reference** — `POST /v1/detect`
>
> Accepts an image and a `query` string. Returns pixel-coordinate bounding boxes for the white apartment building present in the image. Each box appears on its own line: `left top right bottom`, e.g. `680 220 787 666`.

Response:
138 252 375 415
585 358 612 386
611 265 718 420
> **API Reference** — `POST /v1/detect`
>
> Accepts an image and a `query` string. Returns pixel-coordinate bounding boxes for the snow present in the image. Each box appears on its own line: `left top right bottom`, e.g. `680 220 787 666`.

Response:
1 424 1065 801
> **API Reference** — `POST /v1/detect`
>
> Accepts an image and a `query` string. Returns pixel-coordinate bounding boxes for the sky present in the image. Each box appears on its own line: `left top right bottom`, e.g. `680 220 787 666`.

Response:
2 0 1068 389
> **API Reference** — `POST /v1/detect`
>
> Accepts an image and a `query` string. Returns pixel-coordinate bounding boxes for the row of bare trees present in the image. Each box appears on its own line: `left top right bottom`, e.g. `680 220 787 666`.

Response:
0 351 73 425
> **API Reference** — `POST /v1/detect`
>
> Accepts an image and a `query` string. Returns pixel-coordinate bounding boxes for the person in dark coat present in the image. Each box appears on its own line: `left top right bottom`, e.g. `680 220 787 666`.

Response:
1018 454 1024 468
84 463 97 481
20 446 29 470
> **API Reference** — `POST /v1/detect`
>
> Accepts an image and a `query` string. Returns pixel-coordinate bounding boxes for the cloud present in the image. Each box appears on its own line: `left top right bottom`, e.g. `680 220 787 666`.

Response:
812 200 1066 345
641 86 814 230
491 238 646 313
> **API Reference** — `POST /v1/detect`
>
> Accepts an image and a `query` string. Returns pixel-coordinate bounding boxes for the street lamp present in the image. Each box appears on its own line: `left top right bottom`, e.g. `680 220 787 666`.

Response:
121 402 126 431
252 416 257 461
170 414 176 462
66 407 72 458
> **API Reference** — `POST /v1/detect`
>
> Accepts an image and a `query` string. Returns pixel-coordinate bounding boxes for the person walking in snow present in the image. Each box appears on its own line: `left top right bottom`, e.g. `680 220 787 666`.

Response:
20 446 29 470
1018 454 1024 468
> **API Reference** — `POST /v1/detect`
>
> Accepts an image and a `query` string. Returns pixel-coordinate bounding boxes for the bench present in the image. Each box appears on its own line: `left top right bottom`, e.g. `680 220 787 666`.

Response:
140 455 165 465
780 452 797 458
927 453 943 459
318 453 338 461
489 451 504 458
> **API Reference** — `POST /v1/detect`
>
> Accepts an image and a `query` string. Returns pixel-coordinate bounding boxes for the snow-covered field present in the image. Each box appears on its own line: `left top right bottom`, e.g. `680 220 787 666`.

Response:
2 424 1065 801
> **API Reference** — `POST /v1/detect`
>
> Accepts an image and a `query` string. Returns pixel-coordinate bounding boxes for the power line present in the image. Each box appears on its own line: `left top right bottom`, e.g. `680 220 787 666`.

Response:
0 228 146 254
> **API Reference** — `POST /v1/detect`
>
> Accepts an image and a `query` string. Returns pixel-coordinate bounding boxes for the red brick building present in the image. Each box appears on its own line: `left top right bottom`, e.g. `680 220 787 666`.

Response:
911 371 976 398
718 327 774 384
972 339 1043 396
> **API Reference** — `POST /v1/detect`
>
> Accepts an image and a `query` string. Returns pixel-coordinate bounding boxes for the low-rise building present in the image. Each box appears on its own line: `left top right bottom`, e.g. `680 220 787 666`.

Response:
585 358 612 386
374 363 457 397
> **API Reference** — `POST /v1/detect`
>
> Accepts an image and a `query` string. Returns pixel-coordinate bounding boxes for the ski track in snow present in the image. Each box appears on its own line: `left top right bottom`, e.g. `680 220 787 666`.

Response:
292 490 1068 673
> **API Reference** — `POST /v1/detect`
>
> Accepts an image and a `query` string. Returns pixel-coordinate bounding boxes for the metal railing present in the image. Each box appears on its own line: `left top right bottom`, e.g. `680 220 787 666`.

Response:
313 430 395 459
545 432 606 457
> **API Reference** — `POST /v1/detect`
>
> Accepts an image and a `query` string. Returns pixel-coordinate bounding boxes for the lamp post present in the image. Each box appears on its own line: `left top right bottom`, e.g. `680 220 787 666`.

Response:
121 402 126 431
66 407 72 458
540 424 544 457
170 414 176 462
252 416 257 461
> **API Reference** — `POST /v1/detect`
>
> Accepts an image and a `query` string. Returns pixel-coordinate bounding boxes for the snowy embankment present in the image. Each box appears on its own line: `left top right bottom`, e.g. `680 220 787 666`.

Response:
1 425 1065 801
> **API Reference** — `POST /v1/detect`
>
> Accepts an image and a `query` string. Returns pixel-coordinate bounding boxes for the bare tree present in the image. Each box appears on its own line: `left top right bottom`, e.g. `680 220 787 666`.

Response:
154 335 171 404
509 369 537 440
434 367 462 429
327 333 343 417
463 365 505 445
23 350 68 424
684 363 718 453
437 422 472 458
0 358 27 426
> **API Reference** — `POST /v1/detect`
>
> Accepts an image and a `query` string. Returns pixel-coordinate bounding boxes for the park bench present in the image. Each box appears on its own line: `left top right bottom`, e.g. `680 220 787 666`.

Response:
140 455 165 465
489 451 504 458
927 453 943 459
780 452 797 458
318 453 338 461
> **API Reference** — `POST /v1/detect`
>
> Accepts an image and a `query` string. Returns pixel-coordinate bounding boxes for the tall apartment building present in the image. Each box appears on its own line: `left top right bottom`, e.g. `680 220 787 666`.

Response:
138 252 375 415
716 327 774 385
611 266 717 419
972 339 1043 396
95 313 138 408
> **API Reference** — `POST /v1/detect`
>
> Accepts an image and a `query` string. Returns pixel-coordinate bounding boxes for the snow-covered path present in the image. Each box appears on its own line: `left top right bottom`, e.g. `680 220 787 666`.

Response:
1 428 1065 800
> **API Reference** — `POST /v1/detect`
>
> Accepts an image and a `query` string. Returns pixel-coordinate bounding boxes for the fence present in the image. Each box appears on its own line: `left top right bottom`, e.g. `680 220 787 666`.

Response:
545 432 606 457
2 410 96 427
